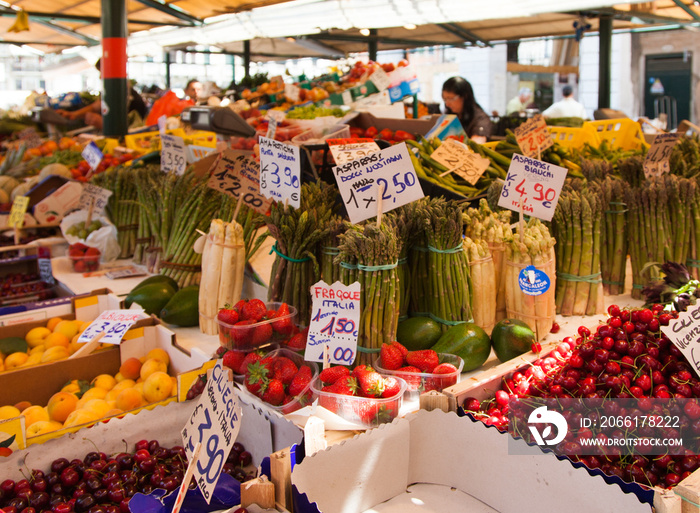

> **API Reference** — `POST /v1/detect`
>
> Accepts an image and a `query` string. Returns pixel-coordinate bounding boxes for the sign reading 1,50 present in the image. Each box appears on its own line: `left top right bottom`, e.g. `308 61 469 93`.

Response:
514 179 556 208
317 316 358 337
262 162 299 190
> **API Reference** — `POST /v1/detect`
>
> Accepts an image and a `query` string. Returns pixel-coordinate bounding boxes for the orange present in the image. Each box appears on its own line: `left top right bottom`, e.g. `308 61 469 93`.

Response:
46 317 63 332
39 140 58 156
46 392 78 423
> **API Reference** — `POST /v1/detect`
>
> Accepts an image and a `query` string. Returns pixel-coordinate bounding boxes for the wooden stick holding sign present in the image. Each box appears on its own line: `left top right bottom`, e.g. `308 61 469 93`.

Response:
376 182 383 228
85 197 96 227
232 197 243 224
68 332 105 359
172 441 203 513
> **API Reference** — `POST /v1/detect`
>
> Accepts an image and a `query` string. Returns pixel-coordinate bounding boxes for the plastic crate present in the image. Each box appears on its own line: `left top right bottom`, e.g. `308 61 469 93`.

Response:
183 130 217 148
124 128 186 151
547 124 600 150
584 119 649 151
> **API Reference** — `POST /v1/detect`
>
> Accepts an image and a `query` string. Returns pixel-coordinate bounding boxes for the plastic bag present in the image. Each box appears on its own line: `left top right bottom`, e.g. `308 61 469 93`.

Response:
145 91 193 126
60 210 121 262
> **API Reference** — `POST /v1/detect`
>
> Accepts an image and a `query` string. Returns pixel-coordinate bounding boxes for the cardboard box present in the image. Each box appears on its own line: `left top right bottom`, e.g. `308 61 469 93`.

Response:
291 409 651 513
32 179 83 225
346 112 441 137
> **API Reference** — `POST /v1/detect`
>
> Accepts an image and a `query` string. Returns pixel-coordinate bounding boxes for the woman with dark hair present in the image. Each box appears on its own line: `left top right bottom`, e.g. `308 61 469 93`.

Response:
441 76 493 142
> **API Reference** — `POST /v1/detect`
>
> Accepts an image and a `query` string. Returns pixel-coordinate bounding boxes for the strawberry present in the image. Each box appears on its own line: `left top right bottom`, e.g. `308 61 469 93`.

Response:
270 303 294 336
215 345 228 357
231 319 256 346
389 340 408 358
244 360 269 397
217 308 239 325
232 299 247 312
381 376 402 398
222 350 246 373
262 378 285 406
288 365 313 397
357 369 385 398
240 299 267 322
272 356 298 384
355 402 396 426
379 343 404 371
326 375 357 396
405 350 439 373
397 366 423 388
433 362 458 374
429 362 459 390
281 395 302 414
251 323 273 346
85 247 101 258
351 365 373 379
319 365 350 385
285 328 307 350
238 351 262 375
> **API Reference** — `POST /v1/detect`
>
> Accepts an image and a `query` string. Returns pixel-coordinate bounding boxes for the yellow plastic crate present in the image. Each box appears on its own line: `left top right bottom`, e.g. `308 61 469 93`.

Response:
124 128 187 151
547 124 600 150
183 130 217 148
584 119 649 151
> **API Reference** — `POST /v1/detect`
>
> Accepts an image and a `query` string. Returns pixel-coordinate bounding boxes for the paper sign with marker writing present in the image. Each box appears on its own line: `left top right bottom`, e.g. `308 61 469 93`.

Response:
661 303 700 378
259 136 301 209
161 133 187 175
78 183 112 216
644 132 680 179
82 141 104 171
332 142 424 224
186 145 215 164
8 196 29 228
431 139 490 185
181 360 242 503
305 281 361 365
369 67 391 91
497 154 568 222
327 139 381 166
514 115 553 159
77 310 144 345
207 149 273 215
285 84 301 102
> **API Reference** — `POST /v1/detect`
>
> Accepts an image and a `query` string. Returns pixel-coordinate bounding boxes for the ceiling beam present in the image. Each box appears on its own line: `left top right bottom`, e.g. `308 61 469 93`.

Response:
0 39 77 46
437 23 491 47
570 7 694 25
132 0 201 26
670 0 700 22
305 32 454 49
33 19 100 45
0 9 191 27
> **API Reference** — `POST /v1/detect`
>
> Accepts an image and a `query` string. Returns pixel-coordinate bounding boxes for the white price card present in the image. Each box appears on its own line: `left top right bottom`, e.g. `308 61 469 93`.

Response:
305 281 361 365
207 149 273 215
161 133 187 175
37 246 55 285
661 303 700 378
285 83 301 102
430 139 490 185
181 360 242 503
186 145 215 164
369 67 391 91
82 141 104 172
78 183 112 216
7 196 29 228
259 136 301 209
514 114 554 159
497 154 568 222
644 132 680 179
342 90 353 105
332 142 424 225
77 309 144 345
327 138 381 166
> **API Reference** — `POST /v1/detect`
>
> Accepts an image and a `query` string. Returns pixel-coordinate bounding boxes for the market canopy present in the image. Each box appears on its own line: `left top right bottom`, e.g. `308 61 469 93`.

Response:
1 0 699 55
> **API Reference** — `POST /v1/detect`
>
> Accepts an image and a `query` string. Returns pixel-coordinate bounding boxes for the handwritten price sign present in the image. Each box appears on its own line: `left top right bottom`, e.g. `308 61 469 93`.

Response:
305 281 361 365
332 142 424 224
644 132 680 179
81 141 104 171
430 139 490 185
259 136 301 209
369 67 391 91
78 183 112 216
161 134 187 175
498 154 568 222
8 196 29 229
327 139 381 166
181 360 242 503
77 310 144 345
514 115 554 159
207 149 273 215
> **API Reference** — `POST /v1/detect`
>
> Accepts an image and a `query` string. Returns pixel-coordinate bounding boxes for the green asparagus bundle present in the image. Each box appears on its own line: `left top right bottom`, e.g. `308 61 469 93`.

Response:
504 218 556 341
393 203 422 319
599 177 628 295
320 215 346 285
552 186 604 316
580 158 613 182
690 186 700 280
669 134 700 179
464 236 496 335
336 220 402 366
617 155 646 188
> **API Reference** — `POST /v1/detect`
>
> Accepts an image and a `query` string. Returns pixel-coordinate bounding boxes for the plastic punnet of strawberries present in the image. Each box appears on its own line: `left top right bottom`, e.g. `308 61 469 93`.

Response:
461 304 700 489
68 242 100 272
216 299 297 351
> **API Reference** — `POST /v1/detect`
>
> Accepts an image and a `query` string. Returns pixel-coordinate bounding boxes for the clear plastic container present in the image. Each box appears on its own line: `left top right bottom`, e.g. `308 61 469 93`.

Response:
241 347 319 414
310 375 406 428
218 302 297 351
69 252 101 272
373 353 464 399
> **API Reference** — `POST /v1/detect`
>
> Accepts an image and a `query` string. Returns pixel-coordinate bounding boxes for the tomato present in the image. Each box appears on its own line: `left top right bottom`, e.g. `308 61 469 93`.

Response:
349 127 365 137
363 126 379 138
378 128 394 140
393 130 415 142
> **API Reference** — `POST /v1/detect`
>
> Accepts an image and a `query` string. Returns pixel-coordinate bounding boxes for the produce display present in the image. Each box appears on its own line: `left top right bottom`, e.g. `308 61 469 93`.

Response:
0 272 56 307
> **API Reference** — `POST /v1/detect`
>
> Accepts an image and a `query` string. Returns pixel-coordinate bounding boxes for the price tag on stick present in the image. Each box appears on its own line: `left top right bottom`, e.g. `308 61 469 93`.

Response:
305 280 361 365
661 303 700 379
369 67 391 92
259 136 301 209
78 183 112 217
161 133 187 175
514 115 554 159
82 141 104 172
8 196 29 229
207 149 273 215
327 139 381 166
181 360 242 503
497 154 568 222
644 132 680 179
431 139 490 185
332 142 424 224
77 309 145 345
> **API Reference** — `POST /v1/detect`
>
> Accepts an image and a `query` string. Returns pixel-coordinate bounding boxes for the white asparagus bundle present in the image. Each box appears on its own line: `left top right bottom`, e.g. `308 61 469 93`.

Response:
217 221 246 310
464 237 496 335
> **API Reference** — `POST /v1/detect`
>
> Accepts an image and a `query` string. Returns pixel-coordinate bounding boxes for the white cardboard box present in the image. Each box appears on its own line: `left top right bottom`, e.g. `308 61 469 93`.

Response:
291 409 651 513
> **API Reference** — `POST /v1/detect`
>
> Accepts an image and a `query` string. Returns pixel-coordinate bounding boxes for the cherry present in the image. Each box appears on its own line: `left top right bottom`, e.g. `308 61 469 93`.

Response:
133 450 150 464
51 459 70 475
607 304 621 317
550 322 560 334
51 502 72 513
60 467 80 488
114 453 134 471
134 440 149 452
147 440 160 453
7 498 27 511
462 397 481 412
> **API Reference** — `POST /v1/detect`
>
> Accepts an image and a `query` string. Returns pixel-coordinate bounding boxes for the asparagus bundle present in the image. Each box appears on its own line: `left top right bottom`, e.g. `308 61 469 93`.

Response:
663 175 695 267
690 187 700 280
393 203 422 319
198 219 246 335
464 237 496 335
504 219 556 341
320 215 345 285
465 198 513 322
599 177 628 295
336 220 401 366
552 186 604 316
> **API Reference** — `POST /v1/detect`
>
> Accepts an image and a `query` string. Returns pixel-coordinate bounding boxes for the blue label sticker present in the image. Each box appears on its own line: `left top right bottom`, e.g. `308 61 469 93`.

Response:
518 265 551 296
82 141 104 171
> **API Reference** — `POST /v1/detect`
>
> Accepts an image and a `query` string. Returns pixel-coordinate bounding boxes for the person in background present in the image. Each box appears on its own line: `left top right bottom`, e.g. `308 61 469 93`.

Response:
56 59 147 130
183 79 202 104
542 85 587 119
506 87 533 115
442 76 493 143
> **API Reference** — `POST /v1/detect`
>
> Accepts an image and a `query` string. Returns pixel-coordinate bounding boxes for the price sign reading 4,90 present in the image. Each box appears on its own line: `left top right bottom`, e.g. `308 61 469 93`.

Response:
305 280 361 365
644 132 681 180
161 134 187 175
77 310 144 345
498 154 568 222
332 142 424 224
181 360 242 504
207 149 273 215
259 136 301 209
514 114 554 159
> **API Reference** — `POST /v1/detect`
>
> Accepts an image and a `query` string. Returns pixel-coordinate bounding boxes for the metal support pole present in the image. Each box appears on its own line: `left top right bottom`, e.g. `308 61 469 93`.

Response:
243 40 251 78
598 14 612 110
369 29 378 61
164 51 171 90
101 0 128 137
